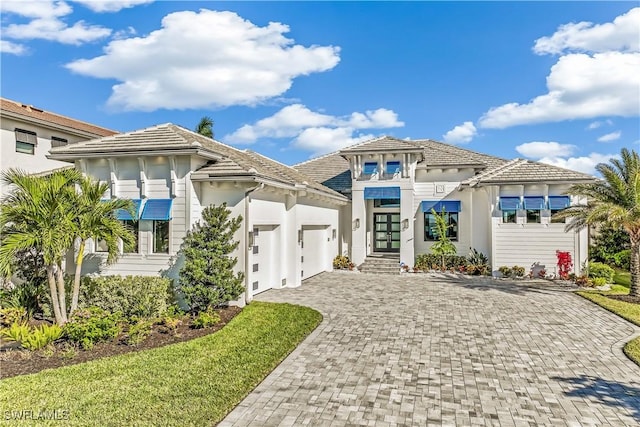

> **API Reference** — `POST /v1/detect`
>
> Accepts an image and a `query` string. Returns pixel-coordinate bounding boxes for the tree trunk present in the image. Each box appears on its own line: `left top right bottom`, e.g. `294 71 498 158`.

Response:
630 237 639 298
70 240 86 314
47 265 64 325
55 262 68 323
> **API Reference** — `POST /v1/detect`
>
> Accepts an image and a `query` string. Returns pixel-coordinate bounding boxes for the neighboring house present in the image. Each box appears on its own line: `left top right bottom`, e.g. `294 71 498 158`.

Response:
0 97 117 198
49 124 348 302
295 136 595 276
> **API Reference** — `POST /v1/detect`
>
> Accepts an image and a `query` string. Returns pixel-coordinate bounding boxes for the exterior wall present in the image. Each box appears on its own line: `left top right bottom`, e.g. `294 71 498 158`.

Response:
0 116 84 198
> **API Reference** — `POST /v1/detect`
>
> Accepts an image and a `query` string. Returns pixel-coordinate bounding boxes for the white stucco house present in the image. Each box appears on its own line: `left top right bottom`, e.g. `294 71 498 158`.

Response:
48 124 348 303
0 97 116 199
48 126 595 302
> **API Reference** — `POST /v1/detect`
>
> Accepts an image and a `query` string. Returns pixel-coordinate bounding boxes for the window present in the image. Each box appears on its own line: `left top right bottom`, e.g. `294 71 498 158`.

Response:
363 162 378 175
523 196 545 224
424 212 458 241
51 136 68 147
15 129 37 154
526 210 541 223
549 196 570 223
499 197 521 224
153 220 170 254
122 220 139 253
386 161 401 175
95 238 109 253
374 198 400 207
502 210 517 223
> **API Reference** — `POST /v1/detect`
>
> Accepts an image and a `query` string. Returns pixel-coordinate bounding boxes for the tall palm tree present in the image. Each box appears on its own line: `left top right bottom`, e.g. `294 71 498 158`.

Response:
0 168 81 324
556 148 640 297
195 116 214 138
69 178 135 314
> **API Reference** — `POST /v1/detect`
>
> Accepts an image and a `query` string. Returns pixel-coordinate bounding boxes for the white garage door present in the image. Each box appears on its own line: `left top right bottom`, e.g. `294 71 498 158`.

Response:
250 225 280 294
301 225 328 280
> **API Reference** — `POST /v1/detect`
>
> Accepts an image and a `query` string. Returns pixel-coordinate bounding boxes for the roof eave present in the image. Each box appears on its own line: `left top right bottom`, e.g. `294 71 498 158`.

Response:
48 147 223 161
462 178 597 187
1 109 116 138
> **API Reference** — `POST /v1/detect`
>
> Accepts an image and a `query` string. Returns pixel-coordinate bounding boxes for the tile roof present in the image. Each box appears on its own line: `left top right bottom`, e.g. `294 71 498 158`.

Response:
1 97 116 137
339 136 424 154
294 152 353 195
461 158 596 186
50 123 346 200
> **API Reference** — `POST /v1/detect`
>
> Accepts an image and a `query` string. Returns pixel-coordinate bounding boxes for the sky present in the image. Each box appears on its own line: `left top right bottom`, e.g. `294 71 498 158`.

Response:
1 1 639 174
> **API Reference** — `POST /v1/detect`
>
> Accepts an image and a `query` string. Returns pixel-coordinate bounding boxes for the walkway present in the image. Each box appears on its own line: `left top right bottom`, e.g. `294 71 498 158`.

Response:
221 272 640 426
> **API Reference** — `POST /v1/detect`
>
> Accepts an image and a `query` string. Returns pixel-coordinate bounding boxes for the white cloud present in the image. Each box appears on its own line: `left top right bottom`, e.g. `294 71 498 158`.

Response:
442 121 477 144
66 9 341 111
479 8 640 129
538 153 617 175
515 141 577 158
224 104 403 155
1 0 111 45
533 7 640 55
587 119 613 129
0 40 27 55
479 52 640 128
597 130 621 142
72 1 153 13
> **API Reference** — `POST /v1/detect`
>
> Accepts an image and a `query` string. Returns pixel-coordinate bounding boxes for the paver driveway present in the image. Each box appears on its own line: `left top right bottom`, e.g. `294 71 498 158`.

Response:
221 273 640 426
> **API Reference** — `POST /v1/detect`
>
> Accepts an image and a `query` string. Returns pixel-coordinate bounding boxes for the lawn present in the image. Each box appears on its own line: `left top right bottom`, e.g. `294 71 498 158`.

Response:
577 270 639 366
0 301 322 426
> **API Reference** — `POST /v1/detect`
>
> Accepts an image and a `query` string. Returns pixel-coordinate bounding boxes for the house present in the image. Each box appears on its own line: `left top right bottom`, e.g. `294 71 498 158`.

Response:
48 124 348 303
0 97 117 198
295 136 595 276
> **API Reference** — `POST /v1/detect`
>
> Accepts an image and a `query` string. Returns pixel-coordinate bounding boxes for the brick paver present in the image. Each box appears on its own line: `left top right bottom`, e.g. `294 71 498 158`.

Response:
221 272 640 426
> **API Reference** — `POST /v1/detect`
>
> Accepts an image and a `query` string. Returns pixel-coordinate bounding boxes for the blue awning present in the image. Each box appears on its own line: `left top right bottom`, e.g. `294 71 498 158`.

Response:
115 199 143 220
421 200 461 213
523 196 546 210
548 196 570 210
364 186 400 199
386 161 401 174
140 199 173 220
499 197 521 210
363 162 378 175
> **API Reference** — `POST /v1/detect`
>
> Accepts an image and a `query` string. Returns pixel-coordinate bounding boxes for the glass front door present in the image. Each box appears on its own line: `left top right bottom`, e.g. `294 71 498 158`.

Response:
374 213 401 252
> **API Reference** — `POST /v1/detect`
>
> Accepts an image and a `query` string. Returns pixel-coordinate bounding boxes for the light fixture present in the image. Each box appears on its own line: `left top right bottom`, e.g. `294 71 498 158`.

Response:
332 228 337 239
402 218 409 230
353 218 360 230
298 229 303 243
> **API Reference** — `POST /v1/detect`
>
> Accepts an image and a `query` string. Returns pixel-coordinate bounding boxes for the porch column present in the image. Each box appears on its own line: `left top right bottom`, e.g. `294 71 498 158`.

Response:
351 189 366 265
400 187 414 267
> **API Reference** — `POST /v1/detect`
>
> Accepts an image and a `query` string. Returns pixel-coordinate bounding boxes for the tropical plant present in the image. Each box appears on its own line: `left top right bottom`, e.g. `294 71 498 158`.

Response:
20 324 63 351
429 208 457 269
0 321 30 342
179 204 244 312
554 148 640 297
195 116 214 139
192 309 221 329
467 248 490 275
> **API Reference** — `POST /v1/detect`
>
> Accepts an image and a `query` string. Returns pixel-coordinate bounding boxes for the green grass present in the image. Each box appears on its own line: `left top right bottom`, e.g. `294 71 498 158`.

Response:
577 291 640 366
0 302 322 426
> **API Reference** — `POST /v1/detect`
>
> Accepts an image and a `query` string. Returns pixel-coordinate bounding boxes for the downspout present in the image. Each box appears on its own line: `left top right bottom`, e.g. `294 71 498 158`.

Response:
244 182 264 304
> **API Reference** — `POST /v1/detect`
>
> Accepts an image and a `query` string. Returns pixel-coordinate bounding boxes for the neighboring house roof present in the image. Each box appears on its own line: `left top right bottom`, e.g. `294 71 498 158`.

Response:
49 123 346 201
295 152 353 194
0 97 117 138
460 158 596 186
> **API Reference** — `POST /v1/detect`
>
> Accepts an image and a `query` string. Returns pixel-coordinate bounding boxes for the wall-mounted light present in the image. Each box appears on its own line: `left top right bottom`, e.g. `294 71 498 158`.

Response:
298 229 303 243
402 218 409 231
332 228 337 239
353 218 360 230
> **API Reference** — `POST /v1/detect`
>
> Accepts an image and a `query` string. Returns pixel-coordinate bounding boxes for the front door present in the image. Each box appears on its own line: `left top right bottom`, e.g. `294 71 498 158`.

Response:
374 213 400 252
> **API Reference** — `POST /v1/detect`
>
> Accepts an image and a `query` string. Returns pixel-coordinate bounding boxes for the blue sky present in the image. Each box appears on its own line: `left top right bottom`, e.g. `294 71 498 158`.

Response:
1 1 638 174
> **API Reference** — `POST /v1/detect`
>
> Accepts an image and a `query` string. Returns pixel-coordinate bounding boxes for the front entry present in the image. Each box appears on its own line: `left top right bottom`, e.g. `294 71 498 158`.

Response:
374 213 400 252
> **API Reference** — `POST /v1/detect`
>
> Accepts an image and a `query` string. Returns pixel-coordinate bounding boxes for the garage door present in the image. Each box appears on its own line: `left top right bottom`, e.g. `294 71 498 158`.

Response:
250 225 280 294
301 225 328 280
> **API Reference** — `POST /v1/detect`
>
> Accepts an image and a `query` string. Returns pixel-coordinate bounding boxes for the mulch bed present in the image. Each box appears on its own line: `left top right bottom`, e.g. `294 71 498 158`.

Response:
0 306 241 379
608 295 640 304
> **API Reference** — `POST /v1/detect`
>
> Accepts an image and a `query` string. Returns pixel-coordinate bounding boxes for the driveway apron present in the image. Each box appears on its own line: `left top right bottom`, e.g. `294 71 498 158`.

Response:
220 272 640 426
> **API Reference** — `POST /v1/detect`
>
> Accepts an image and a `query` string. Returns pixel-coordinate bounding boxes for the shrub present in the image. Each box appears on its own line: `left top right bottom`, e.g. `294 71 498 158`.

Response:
556 251 573 280
126 319 153 346
80 276 173 320
498 266 512 277
592 277 608 287
333 255 352 269
587 262 615 283
575 275 591 286
512 266 526 278
179 204 244 313
1 322 30 343
21 325 63 351
415 254 467 271
0 282 46 319
467 248 490 275
192 309 221 329
64 307 122 350
612 249 630 270
0 307 27 327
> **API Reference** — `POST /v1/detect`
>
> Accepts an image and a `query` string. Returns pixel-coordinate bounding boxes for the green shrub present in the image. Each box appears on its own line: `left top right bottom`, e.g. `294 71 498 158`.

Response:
126 319 153 346
592 277 608 287
21 324 63 351
512 266 526 277
332 255 352 269
64 307 122 350
587 262 615 283
0 307 27 327
415 254 467 271
498 266 512 277
0 282 46 319
159 306 184 333
192 309 221 329
80 276 173 320
1 322 30 343
612 249 630 270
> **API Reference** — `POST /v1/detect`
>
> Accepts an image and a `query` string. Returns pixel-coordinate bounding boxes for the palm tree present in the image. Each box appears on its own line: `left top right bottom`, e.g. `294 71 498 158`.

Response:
556 148 640 298
69 178 135 314
195 116 214 138
0 168 81 324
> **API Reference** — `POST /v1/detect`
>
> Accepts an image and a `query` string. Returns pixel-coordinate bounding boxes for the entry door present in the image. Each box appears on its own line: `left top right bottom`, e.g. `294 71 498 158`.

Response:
374 213 400 252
